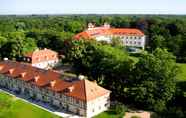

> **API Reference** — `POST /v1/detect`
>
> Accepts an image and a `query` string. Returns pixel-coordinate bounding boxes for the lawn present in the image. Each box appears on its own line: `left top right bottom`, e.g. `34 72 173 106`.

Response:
0 91 61 118
177 63 186 81
93 110 123 118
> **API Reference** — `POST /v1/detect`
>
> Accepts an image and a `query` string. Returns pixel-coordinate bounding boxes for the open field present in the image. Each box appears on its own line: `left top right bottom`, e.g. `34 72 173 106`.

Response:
0 91 60 118
177 63 186 81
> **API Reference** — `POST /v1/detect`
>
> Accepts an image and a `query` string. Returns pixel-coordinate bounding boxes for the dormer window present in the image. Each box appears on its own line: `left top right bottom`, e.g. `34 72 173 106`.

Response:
23 57 27 61
34 75 40 82
20 72 26 78
27 58 30 62
52 55 56 58
50 80 56 87
67 86 74 92
0 66 3 71
8 69 15 74
45 56 48 60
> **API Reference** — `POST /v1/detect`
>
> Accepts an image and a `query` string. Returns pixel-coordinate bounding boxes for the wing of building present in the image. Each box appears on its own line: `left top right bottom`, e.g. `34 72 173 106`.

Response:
20 48 59 69
74 23 146 49
0 60 110 117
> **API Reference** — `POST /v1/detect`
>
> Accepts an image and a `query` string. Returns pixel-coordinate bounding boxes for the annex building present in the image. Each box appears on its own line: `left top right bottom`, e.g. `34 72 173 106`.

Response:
0 60 110 117
19 48 59 69
75 23 146 49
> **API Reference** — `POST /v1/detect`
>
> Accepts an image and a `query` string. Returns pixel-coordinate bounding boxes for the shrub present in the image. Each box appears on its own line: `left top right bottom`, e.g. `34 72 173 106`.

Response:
112 103 128 116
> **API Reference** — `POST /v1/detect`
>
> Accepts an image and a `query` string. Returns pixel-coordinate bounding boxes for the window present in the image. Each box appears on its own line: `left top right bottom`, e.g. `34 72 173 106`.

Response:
27 58 30 62
105 103 108 107
138 42 141 45
92 109 95 112
45 56 48 60
52 55 56 58
76 99 79 104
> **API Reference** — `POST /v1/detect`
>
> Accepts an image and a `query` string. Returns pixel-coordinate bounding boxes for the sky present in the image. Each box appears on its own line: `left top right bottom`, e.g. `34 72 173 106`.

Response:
0 0 186 15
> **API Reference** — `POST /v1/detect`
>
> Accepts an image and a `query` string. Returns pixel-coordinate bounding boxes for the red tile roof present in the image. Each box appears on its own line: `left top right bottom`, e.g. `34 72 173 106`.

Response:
65 79 110 101
74 27 144 40
25 48 58 64
0 61 110 101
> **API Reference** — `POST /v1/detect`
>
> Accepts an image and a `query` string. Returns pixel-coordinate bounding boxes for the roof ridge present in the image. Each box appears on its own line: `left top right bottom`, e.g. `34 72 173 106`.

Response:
83 79 87 102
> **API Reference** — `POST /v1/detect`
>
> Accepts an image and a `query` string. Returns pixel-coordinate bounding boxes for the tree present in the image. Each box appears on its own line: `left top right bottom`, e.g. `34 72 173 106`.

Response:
64 21 85 33
0 32 37 59
0 35 7 48
127 48 178 112
110 37 123 47
150 35 165 50
63 39 135 98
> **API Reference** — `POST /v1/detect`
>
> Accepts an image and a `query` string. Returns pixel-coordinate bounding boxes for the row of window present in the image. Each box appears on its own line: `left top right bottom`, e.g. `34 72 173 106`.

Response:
125 41 142 45
33 54 57 61
104 35 143 39
26 81 85 108
0 76 84 108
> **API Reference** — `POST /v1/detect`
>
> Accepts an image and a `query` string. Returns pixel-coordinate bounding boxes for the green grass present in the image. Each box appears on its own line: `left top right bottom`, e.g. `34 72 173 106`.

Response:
177 63 186 81
93 110 123 118
0 91 61 118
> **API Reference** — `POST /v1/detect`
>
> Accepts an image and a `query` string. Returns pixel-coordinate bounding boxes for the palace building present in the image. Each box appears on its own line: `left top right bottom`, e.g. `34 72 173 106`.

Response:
74 23 146 49
20 48 59 69
0 60 110 117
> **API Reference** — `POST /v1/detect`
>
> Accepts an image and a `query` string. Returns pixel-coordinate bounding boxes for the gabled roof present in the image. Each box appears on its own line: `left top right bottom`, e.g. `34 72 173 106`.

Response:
0 61 110 101
64 79 110 101
24 48 58 64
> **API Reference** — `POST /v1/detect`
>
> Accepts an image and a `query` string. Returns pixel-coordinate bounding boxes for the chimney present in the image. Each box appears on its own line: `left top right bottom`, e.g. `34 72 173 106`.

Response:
103 22 110 29
78 75 85 80
87 23 95 30
3 58 8 61
93 80 97 84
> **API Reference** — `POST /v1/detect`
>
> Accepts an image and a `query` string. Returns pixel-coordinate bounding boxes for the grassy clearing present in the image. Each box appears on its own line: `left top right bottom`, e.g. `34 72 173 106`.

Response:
0 91 61 118
177 63 186 81
93 109 124 118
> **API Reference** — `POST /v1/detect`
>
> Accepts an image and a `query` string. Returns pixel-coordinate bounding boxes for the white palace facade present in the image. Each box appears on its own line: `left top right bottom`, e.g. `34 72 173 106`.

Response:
0 60 110 117
75 23 146 49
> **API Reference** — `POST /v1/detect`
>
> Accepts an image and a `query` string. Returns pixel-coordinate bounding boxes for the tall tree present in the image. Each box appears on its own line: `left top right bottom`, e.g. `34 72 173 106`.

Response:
127 48 178 112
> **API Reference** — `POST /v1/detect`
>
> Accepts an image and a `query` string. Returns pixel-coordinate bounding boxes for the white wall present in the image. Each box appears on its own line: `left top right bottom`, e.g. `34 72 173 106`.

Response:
86 93 110 117
94 35 146 49
32 59 59 69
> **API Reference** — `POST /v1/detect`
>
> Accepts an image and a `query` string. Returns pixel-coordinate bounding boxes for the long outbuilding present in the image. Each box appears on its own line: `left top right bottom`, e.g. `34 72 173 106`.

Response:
0 60 110 117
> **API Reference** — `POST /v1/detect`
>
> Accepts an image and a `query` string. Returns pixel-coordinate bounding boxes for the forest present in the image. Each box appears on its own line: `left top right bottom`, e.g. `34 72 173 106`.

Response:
0 15 186 117
0 15 186 62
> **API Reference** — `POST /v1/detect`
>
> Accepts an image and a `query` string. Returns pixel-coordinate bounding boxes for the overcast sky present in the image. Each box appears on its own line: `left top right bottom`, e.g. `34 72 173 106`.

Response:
0 0 186 15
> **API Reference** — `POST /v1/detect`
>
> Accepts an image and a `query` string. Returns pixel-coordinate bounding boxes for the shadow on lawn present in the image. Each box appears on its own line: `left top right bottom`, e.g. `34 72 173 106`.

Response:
105 110 117 115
